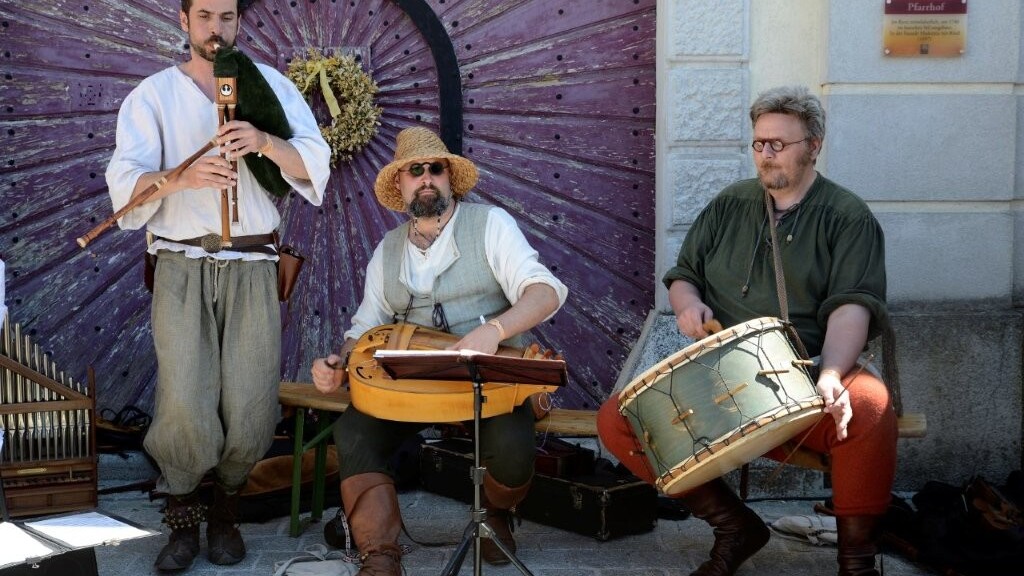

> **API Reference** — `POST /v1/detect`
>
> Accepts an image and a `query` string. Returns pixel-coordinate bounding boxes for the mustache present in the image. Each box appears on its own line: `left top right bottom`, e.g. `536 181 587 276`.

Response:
416 184 441 194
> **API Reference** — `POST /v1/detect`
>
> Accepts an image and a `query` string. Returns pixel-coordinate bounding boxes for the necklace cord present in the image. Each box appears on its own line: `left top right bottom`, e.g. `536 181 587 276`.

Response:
412 214 444 248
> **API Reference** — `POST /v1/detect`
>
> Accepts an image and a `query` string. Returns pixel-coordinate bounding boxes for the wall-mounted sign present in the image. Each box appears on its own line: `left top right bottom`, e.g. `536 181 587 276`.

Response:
883 0 967 57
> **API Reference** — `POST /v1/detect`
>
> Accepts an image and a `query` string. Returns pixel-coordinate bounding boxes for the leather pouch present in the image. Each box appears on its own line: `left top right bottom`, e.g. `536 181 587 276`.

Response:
144 252 157 293
277 244 304 302
143 232 157 293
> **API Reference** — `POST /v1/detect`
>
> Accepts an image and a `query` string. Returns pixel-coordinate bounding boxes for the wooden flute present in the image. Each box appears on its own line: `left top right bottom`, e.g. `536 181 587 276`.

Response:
75 138 218 248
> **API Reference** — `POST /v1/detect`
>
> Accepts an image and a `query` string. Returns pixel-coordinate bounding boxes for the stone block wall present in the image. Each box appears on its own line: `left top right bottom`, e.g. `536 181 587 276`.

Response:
638 0 1024 495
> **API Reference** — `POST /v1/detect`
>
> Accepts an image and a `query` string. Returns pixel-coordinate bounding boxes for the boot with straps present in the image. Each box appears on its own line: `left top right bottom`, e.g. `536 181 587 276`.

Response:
837 515 884 576
341 472 404 576
154 491 205 572
480 473 531 566
206 484 247 565
678 478 770 576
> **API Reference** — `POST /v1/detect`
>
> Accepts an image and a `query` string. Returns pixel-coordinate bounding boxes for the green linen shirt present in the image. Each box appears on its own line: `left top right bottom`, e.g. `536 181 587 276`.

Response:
663 173 888 358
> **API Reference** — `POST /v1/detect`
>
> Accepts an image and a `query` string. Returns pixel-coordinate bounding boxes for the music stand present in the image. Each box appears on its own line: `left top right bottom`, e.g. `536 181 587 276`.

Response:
375 349 567 576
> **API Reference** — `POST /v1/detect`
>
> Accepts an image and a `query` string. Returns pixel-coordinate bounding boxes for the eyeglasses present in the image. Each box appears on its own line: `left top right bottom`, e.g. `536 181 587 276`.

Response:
399 161 447 177
751 138 809 153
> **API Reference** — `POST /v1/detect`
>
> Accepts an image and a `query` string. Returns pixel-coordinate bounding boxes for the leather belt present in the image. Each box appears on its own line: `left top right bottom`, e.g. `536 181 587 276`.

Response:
155 233 276 254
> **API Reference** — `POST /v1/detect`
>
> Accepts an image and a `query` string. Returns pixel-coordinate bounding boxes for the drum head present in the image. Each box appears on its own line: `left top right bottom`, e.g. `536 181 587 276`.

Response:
658 398 823 495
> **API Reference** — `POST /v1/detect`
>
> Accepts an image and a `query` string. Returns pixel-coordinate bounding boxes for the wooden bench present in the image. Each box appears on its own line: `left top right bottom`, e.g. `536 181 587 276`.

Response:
278 381 926 536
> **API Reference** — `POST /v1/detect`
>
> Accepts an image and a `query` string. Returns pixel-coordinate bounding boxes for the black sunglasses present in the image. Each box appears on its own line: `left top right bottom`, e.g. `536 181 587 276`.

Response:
400 161 447 177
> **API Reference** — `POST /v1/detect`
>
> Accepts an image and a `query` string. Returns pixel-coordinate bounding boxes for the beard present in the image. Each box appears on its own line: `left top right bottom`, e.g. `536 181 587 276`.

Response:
757 147 814 190
408 185 451 218
758 165 790 190
190 34 232 63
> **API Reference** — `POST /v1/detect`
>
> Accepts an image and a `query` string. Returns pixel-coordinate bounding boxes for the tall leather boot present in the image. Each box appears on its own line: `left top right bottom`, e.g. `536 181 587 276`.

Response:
206 484 246 565
836 515 883 576
154 491 204 572
679 478 770 576
341 472 402 576
480 473 531 566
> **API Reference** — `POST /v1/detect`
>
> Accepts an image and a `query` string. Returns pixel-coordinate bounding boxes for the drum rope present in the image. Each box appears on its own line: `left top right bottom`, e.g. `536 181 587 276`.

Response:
765 358 872 486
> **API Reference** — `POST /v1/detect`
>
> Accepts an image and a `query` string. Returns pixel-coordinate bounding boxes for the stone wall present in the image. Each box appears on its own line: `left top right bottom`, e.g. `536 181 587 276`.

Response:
645 0 1024 495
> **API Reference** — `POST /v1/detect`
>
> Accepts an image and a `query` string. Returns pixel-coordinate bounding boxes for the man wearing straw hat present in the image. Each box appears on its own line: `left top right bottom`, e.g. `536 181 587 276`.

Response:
312 126 567 575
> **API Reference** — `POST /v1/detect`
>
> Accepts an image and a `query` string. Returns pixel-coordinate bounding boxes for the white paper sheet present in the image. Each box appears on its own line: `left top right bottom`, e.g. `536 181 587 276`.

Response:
374 349 481 357
0 522 57 566
23 511 152 548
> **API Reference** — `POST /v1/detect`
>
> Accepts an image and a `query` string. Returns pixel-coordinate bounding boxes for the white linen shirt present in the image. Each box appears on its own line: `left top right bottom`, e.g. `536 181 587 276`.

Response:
105 63 331 260
345 203 568 340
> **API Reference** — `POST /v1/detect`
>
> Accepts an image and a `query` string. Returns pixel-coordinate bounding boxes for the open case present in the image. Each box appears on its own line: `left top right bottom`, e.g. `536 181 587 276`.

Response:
0 510 157 575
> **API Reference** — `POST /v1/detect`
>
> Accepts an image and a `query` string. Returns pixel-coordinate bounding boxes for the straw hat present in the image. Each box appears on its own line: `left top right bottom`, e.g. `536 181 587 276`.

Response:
373 127 479 212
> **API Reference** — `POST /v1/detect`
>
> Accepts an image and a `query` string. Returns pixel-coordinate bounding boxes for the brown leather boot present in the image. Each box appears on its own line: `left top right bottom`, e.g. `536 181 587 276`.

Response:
680 478 770 576
154 492 204 572
206 484 246 565
836 515 883 576
480 473 531 566
341 472 403 576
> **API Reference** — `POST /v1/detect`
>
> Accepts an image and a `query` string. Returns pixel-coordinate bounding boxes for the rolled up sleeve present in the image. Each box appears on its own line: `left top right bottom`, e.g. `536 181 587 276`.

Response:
104 90 164 230
484 207 568 318
266 66 331 206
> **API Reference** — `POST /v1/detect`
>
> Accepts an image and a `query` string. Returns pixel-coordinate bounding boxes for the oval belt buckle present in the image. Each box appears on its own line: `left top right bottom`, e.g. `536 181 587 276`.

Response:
200 233 223 253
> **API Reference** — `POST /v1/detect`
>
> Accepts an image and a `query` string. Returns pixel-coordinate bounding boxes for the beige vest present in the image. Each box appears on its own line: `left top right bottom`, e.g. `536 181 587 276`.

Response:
381 203 522 345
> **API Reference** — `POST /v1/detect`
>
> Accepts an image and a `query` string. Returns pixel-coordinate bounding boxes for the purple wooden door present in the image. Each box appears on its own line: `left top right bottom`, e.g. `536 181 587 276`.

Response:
0 0 655 413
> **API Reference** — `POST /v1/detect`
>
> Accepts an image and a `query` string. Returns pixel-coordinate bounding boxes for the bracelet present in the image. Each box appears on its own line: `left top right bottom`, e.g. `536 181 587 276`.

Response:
257 133 273 157
486 318 506 341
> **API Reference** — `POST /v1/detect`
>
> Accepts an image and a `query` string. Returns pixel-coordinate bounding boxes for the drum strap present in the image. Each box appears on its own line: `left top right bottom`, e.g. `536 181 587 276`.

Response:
764 190 810 360
764 189 789 322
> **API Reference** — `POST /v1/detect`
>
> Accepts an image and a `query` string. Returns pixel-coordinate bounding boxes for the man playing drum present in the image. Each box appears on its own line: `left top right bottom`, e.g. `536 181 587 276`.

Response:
311 126 567 575
598 86 897 576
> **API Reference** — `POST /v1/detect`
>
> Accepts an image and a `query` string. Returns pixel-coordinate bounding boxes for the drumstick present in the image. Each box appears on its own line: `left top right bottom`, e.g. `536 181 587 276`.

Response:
702 319 724 334
765 359 871 485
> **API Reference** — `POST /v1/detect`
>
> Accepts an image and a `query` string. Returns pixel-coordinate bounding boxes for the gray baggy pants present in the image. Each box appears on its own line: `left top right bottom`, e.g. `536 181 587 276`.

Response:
144 251 281 495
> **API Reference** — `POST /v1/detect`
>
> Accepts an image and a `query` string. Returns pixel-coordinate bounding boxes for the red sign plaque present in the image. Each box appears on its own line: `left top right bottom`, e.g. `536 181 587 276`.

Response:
883 0 967 57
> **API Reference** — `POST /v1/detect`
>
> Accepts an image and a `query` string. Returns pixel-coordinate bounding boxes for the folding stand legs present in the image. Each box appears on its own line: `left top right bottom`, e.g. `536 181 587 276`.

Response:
438 363 533 576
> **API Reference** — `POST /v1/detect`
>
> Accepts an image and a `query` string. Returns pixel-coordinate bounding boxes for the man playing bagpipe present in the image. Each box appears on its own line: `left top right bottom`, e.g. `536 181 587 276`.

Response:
105 0 330 570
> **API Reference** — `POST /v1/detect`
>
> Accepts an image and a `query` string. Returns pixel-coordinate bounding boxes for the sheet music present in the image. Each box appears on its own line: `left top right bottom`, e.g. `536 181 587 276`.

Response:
24 511 152 548
374 349 485 358
0 522 57 566
374 347 567 387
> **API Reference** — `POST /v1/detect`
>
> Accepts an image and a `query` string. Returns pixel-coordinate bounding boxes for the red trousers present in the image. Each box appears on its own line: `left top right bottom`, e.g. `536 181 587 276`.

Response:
597 369 898 516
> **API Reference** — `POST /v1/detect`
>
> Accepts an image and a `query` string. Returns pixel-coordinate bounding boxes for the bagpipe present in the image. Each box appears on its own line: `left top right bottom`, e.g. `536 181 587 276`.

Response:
77 46 294 249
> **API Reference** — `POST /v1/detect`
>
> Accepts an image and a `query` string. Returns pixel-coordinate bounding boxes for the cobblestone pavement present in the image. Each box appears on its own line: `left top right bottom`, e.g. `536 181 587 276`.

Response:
92 485 939 576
